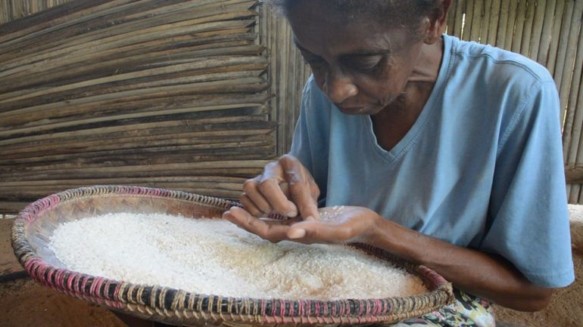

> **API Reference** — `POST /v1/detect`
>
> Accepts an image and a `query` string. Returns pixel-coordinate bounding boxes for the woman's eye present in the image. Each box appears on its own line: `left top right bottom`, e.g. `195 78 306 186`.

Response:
344 57 384 73
304 57 327 70
306 58 324 66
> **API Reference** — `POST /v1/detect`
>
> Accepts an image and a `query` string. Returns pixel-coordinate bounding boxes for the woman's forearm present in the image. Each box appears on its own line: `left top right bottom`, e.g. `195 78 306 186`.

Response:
366 217 556 311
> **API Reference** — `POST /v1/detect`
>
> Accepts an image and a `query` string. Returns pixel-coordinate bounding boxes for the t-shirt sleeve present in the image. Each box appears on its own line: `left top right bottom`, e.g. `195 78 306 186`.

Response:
481 79 574 287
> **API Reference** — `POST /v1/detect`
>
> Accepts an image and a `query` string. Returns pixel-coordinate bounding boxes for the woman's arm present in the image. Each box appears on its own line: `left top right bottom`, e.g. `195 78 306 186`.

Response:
224 153 560 311
224 205 557 311
369 215 555 311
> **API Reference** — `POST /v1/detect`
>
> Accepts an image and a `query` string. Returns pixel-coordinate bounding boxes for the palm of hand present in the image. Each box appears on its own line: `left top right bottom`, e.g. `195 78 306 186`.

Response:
223 205 379 244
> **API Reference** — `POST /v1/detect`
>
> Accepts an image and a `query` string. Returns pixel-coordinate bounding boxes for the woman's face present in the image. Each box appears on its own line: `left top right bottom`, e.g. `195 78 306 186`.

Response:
287 2 427 116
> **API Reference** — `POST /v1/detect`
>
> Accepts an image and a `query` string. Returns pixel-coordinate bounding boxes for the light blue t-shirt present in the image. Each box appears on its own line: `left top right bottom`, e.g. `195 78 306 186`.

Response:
289 34 574 288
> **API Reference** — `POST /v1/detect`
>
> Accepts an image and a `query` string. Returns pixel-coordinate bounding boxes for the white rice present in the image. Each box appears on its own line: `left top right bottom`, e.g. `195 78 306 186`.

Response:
49 212 428 300
569 204 583 223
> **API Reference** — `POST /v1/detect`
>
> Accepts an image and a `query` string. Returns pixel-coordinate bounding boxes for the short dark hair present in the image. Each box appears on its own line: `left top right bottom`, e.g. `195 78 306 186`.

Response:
265 0 441 37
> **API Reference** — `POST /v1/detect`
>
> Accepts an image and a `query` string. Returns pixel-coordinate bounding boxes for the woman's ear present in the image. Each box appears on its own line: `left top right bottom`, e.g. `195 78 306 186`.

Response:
424 0 452 44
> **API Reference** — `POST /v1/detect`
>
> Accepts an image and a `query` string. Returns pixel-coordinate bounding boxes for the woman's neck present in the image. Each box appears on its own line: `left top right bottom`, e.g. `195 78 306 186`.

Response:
370 39 444 151
408 38 444 83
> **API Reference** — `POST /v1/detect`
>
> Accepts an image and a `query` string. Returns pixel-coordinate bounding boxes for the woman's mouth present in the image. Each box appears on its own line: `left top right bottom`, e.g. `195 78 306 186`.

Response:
337 104 376 115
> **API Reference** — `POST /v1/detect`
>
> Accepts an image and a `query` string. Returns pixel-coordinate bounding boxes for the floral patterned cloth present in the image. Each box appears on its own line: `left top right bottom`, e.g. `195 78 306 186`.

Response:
390 290 495 327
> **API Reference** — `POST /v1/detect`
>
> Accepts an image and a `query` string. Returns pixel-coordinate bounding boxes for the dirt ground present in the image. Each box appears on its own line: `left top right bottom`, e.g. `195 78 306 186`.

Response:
0 277 127 327
495 220 583 327
494 244 583 327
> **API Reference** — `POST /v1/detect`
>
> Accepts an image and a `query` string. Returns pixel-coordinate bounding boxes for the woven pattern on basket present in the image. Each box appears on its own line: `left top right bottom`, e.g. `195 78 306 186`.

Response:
12 185 454 326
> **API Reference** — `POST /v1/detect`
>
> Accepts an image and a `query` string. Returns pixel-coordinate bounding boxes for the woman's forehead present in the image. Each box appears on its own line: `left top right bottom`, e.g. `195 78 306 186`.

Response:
288 12 410 58
283 0 415 24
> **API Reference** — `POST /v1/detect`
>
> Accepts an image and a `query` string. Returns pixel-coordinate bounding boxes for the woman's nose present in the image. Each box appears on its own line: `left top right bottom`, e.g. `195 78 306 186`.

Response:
322 70 357 103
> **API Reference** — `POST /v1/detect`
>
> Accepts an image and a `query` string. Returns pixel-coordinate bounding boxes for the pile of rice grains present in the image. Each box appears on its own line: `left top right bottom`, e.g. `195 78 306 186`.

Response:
50 209 428 300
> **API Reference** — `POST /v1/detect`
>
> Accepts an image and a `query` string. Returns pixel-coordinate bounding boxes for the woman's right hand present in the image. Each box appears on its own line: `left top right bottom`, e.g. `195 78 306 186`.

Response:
240 154 320 220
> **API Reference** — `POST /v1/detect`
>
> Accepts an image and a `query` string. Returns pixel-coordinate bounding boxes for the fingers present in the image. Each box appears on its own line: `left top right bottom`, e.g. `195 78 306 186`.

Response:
286 220 353 243
242 178 298 218
224 206 319 244
223 206 290 243
280 155 320 219
241 156 317 218
240 177 271 216
258 161 298 217
224 206 368 245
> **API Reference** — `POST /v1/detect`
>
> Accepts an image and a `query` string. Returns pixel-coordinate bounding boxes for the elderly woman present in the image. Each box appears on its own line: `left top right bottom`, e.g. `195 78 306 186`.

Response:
223 0 575 325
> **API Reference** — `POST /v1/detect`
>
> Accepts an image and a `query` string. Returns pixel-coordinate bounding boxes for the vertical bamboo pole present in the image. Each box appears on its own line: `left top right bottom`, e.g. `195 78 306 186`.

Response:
487 0 502 46
520 0 537 58
554 0 576 98
562 0 583 154
567 27 583 171
548 0 573 80
446 0 457 35
576 56 583 202
479 0 490 43
496 0 511 48
547 0 566 76
529 0 546 62
462 0 474 41
511 0 527 54
452 0 465 37
280 18 291 154
560 1 583 202
266 5 280 155
469 0 482 42
504 0 519 51
537 0 557 66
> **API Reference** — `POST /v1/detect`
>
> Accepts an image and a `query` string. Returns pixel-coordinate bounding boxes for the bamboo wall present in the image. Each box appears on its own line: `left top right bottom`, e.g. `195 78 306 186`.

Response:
0 0 71 23
0 0 582 211
0 0 273 212
447 0 583 202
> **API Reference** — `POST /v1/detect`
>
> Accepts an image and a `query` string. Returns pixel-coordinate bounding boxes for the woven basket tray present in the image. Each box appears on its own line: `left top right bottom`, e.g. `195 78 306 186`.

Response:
12 185 454 326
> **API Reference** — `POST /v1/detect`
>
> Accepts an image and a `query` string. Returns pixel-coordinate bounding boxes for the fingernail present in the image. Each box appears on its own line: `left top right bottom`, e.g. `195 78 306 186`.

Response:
288 228 306 239
305 216 316 221
286 209 298 217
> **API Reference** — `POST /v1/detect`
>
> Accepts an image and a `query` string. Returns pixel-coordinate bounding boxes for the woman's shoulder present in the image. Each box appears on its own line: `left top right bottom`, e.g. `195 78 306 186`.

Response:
444 34 554 85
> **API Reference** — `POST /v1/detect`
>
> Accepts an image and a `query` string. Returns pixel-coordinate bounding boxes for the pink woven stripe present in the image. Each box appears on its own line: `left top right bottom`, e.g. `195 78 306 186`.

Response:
90 276 104 297
66 270 75 290
418 265 448 287
20 194 61 223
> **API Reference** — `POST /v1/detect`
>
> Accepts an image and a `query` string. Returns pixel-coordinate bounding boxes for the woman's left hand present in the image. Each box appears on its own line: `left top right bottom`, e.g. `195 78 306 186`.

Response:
224 203 558 311
222 205 380 244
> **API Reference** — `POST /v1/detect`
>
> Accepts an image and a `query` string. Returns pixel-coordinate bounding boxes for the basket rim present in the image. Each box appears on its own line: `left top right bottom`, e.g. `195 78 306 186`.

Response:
11 185 454 325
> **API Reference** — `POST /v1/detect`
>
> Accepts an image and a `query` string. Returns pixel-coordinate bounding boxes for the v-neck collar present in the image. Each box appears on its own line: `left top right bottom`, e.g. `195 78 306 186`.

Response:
363 35 453 164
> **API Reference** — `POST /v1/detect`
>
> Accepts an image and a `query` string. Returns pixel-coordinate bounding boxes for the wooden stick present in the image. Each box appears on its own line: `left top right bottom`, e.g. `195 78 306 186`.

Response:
537 0 557 66
551 0 572 83
462 0 474 41
563 1 583 164
547 0 566 76
511 0 527 54
529 0 546 63
452 0 465 37
486 0 502 46
504 0 520 51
